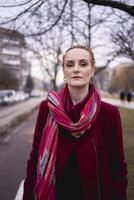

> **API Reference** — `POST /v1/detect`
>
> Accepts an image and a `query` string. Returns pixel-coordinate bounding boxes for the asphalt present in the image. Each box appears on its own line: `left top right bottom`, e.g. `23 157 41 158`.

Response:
0 96 44 138
0 105 39 200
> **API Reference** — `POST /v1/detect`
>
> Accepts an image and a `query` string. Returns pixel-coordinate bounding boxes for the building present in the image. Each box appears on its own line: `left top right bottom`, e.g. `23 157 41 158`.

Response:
109 62 134 93
0 27 30 89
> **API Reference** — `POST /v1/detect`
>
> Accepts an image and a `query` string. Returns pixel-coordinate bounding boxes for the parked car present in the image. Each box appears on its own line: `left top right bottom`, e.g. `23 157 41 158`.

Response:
14 91 29 102
0 90 16 105
30 89 44 98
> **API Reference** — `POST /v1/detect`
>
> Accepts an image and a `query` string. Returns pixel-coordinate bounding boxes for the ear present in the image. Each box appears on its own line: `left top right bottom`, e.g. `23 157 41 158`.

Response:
91 67 95 78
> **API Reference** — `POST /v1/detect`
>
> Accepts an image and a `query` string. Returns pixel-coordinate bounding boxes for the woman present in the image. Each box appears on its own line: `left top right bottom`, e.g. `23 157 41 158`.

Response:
23 44 127 200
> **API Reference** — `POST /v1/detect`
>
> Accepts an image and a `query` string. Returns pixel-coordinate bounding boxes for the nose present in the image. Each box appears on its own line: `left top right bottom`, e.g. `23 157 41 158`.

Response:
73 64 79 73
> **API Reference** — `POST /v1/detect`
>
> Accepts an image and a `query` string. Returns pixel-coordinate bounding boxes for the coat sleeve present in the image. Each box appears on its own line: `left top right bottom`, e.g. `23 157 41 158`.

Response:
110 106 128 200
22 100 49 200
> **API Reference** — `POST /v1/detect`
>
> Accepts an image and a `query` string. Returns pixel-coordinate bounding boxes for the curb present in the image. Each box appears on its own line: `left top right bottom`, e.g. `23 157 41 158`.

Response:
0 104 39 139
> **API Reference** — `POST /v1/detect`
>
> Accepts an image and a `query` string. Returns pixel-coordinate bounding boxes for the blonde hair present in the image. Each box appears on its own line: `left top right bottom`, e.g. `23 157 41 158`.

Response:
62 44 95 68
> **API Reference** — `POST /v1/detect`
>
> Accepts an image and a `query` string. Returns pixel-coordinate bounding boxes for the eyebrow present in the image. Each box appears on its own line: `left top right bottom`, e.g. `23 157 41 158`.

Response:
66 59 89 62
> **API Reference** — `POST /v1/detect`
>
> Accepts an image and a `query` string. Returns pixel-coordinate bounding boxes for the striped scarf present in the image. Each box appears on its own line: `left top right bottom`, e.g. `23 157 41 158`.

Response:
34 84 101 200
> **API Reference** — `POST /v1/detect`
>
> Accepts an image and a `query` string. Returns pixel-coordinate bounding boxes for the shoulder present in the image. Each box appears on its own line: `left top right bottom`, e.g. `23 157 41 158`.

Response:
98 101 122 135
39 99 48 108
36 99 49 123
100 100 118 111
99 100 119 118
39 99 49 112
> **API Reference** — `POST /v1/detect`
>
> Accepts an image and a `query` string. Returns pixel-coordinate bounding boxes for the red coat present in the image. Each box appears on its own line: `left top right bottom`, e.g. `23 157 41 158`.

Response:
23 99 127 200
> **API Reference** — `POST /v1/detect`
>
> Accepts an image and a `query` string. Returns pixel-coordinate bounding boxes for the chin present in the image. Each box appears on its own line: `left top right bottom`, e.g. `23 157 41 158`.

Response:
69 83 88 88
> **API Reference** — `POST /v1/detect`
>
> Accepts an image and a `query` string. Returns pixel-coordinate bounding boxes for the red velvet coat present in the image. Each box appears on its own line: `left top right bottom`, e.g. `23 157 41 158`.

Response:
23 99 127 200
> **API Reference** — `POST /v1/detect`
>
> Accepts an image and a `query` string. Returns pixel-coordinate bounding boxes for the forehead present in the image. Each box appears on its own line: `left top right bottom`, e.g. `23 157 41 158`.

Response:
64 48 90 61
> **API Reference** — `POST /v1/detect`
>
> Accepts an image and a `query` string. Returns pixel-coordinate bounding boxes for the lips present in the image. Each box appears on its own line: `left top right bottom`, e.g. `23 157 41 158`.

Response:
72 76 82 79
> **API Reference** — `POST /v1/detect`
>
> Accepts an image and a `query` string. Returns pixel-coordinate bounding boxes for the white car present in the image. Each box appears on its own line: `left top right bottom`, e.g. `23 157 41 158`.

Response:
0 90 16 105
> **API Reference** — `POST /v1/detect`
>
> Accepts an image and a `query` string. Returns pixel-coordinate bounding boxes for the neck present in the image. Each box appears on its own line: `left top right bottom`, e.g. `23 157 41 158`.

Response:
68 85 89 105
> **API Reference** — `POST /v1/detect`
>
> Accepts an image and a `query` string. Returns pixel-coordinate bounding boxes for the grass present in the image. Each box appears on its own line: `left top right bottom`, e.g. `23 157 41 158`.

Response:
118 107 134 200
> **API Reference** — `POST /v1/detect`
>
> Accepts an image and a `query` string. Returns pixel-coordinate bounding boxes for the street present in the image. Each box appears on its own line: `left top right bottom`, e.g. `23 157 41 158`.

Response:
0 107 39 200
0 97 44 136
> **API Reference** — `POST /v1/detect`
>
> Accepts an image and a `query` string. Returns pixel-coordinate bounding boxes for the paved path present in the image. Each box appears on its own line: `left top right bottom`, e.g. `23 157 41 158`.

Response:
0 108 39 200
102 98 134 110
0 97 44 136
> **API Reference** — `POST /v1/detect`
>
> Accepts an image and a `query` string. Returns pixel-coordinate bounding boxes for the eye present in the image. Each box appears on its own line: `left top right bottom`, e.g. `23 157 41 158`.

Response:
66 62 74 67
80 62 88 67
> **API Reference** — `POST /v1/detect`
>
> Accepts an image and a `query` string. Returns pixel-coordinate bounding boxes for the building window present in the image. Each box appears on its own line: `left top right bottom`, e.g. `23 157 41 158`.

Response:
2 38 20 45
3 59 20 65
2 46 20 56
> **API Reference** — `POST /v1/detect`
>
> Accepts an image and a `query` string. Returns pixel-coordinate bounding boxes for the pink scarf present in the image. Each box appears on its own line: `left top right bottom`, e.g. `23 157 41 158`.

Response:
34 84 101 200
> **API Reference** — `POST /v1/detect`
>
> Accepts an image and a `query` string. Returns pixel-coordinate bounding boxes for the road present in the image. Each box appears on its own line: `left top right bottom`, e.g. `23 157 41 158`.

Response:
0 107 39 200
0 97 44 136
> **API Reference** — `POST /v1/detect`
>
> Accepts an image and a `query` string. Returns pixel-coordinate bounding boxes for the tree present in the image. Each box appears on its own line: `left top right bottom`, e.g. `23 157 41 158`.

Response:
108 63 134 93
82 0 134 17
26 24 65 90
24 1 112 90
110 19 134 61
0 0 133 37
0 0 68 37
0 67 19 89
0 0 133 90
25 74 34 93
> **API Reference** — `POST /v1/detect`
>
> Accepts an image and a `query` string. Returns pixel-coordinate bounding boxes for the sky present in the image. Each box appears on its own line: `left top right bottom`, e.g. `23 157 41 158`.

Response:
27 51 64 86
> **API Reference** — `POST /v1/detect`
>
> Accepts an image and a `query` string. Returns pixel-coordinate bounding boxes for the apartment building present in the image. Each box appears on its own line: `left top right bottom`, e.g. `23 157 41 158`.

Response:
0 27 30 89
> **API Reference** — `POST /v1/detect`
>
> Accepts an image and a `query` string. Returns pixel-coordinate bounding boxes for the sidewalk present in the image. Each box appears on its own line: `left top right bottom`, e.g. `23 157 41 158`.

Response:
0 97 44 137
102 97 134 110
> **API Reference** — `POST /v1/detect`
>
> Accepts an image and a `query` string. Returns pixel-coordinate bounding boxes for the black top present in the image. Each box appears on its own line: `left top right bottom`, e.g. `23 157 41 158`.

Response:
56 152 83 200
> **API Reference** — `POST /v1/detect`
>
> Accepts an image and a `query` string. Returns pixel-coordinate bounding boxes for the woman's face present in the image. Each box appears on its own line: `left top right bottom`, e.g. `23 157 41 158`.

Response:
63 48 95 89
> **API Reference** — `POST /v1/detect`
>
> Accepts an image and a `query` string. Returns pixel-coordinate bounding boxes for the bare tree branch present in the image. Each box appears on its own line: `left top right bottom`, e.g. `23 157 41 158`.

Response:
26 0 68 36
82 0 134 17
0 0 45 26
110 20 134 61
0 0 132 89
0 0 34 8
